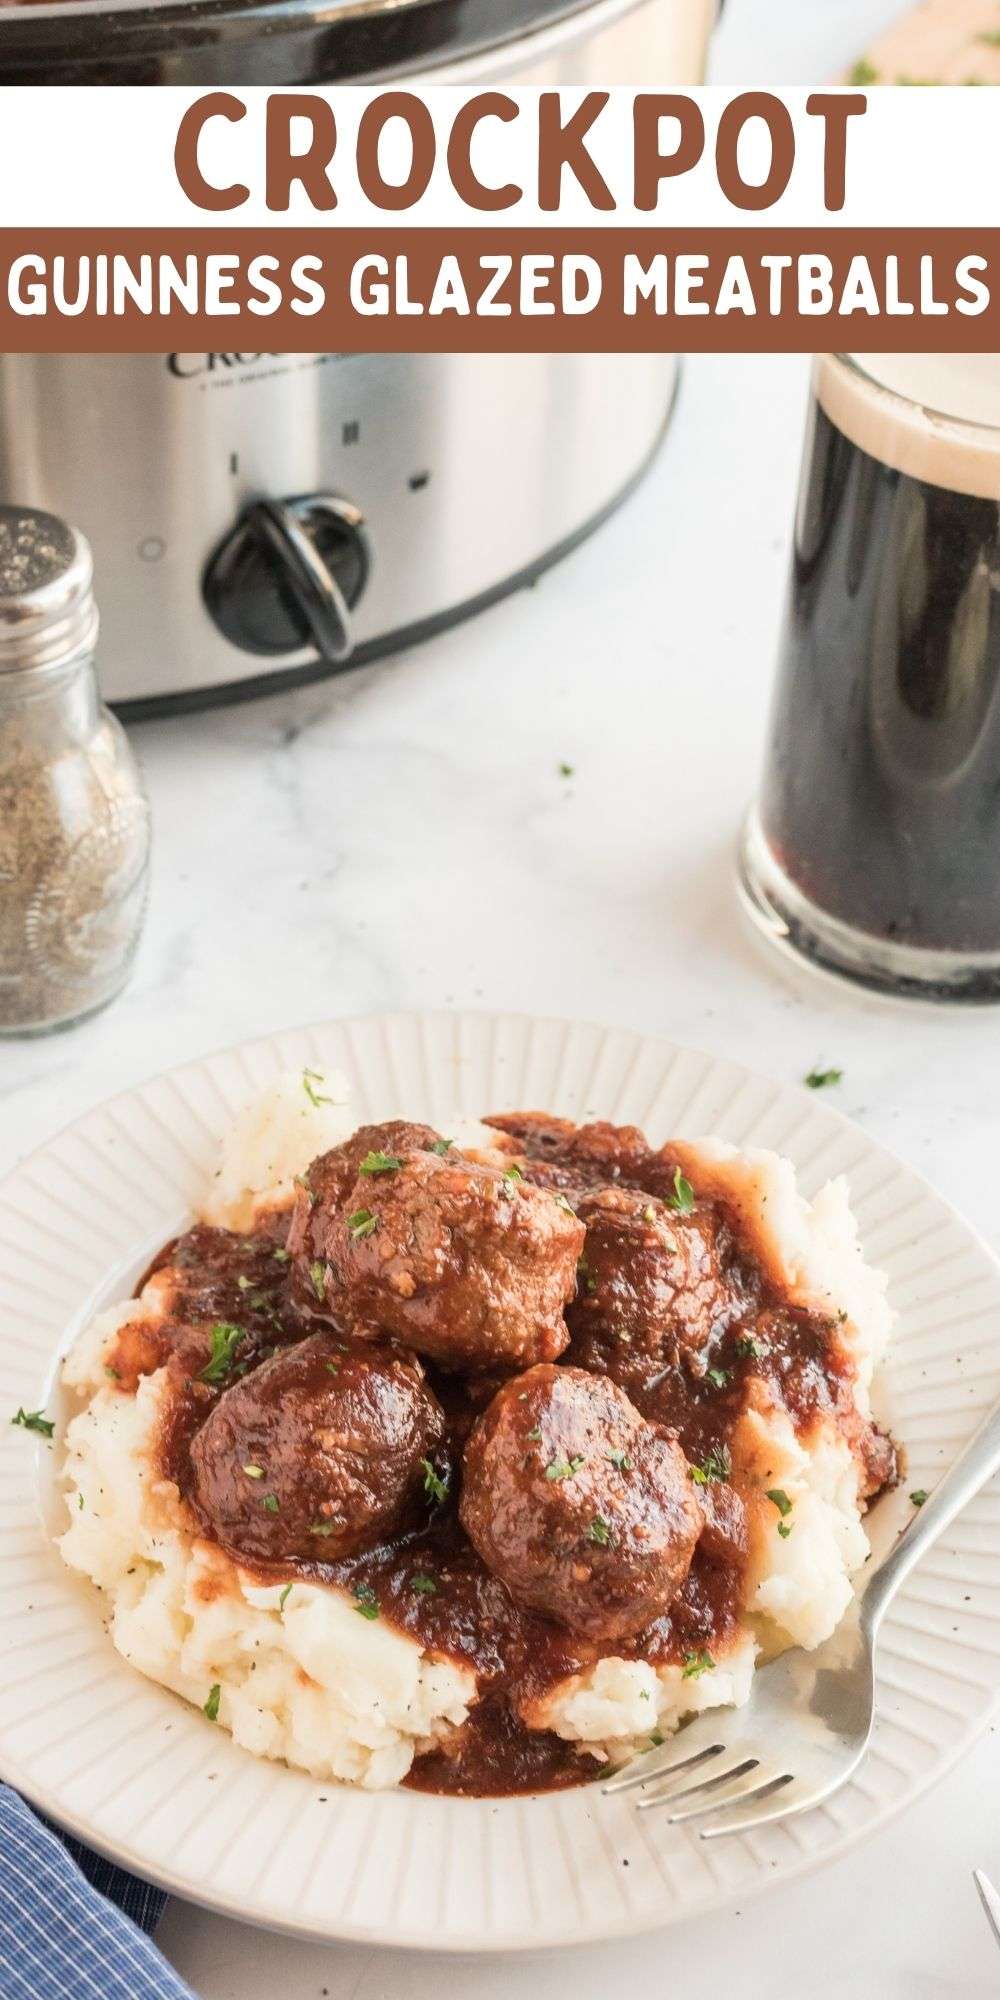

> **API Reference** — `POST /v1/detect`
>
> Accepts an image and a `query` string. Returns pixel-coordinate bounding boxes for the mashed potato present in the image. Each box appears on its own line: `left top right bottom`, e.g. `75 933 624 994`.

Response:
58 1074 894 1789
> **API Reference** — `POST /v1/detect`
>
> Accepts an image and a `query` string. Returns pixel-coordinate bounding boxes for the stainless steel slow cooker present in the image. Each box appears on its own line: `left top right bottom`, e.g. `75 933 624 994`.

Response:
0 0 720 711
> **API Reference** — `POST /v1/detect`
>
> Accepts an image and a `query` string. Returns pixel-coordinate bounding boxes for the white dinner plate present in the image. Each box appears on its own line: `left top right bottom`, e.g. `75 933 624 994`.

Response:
2 1010 1000 1953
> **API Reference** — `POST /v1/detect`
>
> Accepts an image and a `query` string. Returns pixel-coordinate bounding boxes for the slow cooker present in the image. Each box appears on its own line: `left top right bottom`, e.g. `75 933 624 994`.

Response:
0 0 721 713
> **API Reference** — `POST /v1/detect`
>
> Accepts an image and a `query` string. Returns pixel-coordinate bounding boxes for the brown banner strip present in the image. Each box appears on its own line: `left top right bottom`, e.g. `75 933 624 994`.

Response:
0 229 994 352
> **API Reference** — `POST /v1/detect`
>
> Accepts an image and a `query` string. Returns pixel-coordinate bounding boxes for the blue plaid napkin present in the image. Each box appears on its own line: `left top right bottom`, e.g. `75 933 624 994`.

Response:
0 1787 195 2000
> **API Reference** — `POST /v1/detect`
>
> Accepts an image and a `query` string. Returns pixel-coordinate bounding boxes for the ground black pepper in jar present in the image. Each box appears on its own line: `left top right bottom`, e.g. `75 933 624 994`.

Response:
0 506 150 1035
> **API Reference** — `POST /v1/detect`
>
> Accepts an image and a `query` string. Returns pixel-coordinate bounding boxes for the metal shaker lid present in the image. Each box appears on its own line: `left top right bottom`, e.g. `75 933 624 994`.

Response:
0 505 99 673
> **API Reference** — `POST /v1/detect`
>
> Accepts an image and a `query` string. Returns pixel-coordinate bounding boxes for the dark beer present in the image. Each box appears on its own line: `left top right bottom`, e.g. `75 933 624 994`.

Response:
743 354 1000 1000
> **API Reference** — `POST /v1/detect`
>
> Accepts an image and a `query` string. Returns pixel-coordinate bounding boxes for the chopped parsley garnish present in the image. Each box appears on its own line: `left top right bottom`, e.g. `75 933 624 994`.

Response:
689 1444 732 1486
526 1427 543 1442
588 1516 612 1545
105 1366 121 1382
736 1336 762 1360
558 761 574 778
555 1194 577 1217
805 1066 843 1090
262 1494 280 1514
302 1068 333 1108
766 1488 793 1517
279 1583 293 1611
203 1684 221 1722
665 1167 695 1214
910 1489 928 1508
11 1408 54 1438
649 1731 665 1748
309 1260 327 1302
421 1458 449 1504
293 1172 316 1205
642 1204 657 1224
347 1209 377 1240
77 1493 84 1510
500 1167 523 1197
198 1321 246 1385
272 1247 291 1263
324 1361 340 1375
682 1649 715 1681
432 1138 454 1155
607 1449 632 1472
411 1573 437 1596
706 1367 732 1390
545 1455 585 1482
309 1519 338 1537
359 1150 402 1176
577 1256 598 1296
242 1464 265 1480
353 1584 379 1620
778 1521 793 1539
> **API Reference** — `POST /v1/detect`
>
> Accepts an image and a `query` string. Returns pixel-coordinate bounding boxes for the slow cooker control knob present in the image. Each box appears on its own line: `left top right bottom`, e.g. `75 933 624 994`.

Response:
203 493 371 664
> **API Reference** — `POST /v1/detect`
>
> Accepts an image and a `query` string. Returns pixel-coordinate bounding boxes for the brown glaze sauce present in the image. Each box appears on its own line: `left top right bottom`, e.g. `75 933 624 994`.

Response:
144 1116 897 1799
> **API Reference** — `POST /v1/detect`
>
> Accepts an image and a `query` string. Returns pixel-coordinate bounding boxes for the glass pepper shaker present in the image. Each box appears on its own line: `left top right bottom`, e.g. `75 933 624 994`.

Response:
0 504 151 1035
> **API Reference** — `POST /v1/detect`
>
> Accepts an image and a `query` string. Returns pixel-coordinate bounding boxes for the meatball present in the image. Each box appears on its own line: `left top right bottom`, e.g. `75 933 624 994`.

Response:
566 1187 755 1392
459 1364 702 1642
305 1148 585 1371
188 1333 444 1565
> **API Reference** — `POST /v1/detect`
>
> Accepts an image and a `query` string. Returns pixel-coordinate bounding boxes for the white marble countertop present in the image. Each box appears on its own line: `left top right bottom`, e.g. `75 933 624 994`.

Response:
4 2 1000 1993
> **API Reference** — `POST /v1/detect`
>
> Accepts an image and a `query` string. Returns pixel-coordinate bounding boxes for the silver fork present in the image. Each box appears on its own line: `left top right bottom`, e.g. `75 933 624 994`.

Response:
603 1392 1000 1839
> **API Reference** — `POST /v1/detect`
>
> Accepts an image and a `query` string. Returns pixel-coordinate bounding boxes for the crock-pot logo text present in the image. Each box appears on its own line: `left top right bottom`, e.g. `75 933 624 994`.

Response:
166 353 269 378
173 90 866 216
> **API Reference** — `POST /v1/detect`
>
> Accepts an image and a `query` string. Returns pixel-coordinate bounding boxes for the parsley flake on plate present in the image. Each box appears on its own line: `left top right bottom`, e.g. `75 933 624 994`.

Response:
11 1408 54 1439
545 1455 585 1482
910 1489 929 1508
302 1068 333 1108
588 1516 612 1546
203 1684 221 1722
279 1583 293 1612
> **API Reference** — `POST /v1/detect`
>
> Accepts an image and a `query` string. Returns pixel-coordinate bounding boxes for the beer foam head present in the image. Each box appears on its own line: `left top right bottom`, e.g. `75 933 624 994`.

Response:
815 354 1000 501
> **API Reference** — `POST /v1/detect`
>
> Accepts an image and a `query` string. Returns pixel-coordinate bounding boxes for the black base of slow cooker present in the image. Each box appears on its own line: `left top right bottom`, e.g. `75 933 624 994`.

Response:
114 373 678 721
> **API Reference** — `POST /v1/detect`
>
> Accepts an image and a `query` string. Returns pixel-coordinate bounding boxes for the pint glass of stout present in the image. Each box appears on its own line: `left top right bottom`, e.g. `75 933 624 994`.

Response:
741 354 1000 1002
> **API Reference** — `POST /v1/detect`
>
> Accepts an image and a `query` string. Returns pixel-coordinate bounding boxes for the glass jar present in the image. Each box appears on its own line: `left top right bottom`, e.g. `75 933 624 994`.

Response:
0 506 150 1035
740 353 1000 1003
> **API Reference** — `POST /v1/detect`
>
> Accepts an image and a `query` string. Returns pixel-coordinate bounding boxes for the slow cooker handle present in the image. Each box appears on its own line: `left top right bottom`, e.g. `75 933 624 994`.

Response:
248 496 358 665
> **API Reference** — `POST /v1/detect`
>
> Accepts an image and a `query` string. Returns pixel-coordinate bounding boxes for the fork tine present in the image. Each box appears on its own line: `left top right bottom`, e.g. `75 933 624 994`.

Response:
601 1741 724 1798
655 1768 790 1826
697 1774 799 1839
638 1758 760 1816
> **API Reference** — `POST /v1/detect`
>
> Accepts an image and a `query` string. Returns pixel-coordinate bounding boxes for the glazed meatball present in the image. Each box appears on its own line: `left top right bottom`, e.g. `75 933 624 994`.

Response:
566 1186 756 1393
188 1333 445 1565
304 1148 585 1371
459 1364 701 1642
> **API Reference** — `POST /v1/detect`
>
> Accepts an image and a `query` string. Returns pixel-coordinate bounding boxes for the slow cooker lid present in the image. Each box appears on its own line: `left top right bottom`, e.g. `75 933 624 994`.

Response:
0 0 633 82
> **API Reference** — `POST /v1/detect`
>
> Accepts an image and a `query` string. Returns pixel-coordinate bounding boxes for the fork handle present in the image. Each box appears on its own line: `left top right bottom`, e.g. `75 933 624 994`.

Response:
861 1394 1000 1633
